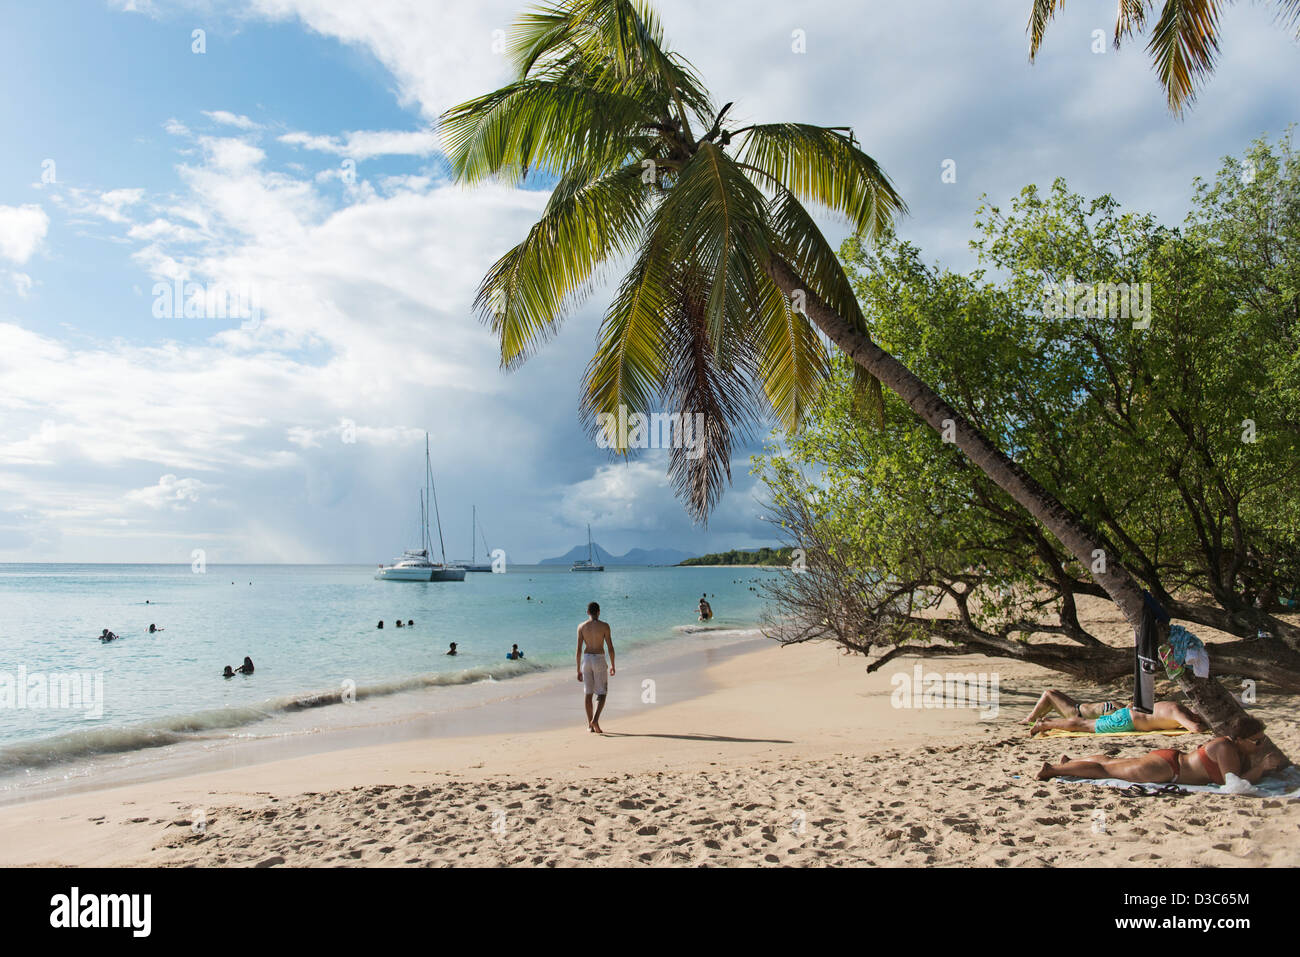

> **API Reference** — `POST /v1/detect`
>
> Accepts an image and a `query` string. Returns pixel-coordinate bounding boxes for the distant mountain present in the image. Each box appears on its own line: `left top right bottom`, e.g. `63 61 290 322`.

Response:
539 543 697 566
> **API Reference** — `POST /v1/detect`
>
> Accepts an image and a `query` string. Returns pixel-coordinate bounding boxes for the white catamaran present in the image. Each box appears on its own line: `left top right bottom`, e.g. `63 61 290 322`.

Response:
570 524 605 572
452 505 494 573
375 435 466 582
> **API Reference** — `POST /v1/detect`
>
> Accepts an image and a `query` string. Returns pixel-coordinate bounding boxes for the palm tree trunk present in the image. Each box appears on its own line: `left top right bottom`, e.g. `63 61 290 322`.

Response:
765 255 1287 760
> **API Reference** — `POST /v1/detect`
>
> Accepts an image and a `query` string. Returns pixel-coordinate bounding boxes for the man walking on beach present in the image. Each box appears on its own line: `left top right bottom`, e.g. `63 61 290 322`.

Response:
577 601 615 733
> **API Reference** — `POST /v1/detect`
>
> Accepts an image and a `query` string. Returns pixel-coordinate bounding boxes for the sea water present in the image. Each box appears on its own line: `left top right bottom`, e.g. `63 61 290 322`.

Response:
0 563 776 786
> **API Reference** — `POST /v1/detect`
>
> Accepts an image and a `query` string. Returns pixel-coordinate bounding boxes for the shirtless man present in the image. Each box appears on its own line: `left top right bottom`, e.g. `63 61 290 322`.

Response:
1029 700 1208 737
1023 689 1208 730
576 601 615 734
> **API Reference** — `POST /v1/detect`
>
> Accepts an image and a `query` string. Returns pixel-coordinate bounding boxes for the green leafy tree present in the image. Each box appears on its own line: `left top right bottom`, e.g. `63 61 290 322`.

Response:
761 139 1300 693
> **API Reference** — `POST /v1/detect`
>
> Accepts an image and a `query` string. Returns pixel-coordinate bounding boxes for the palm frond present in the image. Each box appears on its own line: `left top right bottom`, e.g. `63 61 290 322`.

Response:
754 272 830 431
738 124 905 239
1148 0 1224 115
579 222 679 440
507 1 712 131
661 142 772 345
663 273 763 521
1275 0 1300 33
766 188 869 334
441 78 653 184
1028 0 1068 59
474 162 649 368
1114 0 1150 46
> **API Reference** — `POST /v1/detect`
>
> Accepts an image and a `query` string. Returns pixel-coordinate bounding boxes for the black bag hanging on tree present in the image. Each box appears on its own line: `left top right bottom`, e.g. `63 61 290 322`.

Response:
1134 591 1169 714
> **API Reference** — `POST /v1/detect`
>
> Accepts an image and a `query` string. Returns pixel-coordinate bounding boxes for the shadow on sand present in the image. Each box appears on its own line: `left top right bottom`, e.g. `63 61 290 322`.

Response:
596 731 793 744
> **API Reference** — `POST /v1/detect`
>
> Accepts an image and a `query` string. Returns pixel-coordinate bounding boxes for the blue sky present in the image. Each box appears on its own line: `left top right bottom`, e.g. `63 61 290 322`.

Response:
0 0 1296 563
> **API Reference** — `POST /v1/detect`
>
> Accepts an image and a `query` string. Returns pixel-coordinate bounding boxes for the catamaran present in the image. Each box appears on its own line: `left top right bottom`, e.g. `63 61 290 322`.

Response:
453 505 494 573
570 524 605 572
376 435 466 582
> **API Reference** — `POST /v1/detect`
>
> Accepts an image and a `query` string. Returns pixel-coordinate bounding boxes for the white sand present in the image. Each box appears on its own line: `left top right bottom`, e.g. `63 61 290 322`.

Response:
1 597 1295 867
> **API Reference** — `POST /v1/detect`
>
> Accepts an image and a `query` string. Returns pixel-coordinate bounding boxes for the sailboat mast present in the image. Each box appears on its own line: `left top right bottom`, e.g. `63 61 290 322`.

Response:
427 433 448 564
471 504 476 564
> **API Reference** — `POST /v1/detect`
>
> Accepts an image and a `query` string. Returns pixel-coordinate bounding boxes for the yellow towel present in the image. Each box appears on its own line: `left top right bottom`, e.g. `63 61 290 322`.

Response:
1033 728 1194 739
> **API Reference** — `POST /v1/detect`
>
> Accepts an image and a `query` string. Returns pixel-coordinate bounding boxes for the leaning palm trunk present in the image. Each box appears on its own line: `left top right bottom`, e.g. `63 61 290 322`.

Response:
443 0 1287 763
764 254 1284 756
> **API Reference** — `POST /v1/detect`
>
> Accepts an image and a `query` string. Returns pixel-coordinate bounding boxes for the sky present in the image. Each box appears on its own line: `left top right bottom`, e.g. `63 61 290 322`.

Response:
0 0 1295 564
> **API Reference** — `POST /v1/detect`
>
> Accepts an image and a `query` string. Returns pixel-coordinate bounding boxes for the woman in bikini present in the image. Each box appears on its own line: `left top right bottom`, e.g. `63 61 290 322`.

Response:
1035 717 1285 785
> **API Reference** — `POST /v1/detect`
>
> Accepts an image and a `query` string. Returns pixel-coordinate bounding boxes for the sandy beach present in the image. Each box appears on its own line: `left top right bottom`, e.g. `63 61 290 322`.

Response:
1 597 1295 868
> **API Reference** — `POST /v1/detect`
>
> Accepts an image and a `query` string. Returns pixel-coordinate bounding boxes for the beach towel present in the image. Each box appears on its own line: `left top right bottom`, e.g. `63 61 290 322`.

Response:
1055 765 1300 799
1034 728 1193 739
1158 624 1210 679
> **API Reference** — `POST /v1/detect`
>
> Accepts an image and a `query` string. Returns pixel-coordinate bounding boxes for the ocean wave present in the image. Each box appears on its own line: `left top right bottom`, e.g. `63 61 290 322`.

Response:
672 623 761 636
0 658 547 774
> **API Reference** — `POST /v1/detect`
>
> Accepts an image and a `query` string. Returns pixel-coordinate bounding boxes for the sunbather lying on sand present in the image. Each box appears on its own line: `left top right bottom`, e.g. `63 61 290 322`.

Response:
1023 689 1124 723
1028 700 1207 737
1036 717 1286 785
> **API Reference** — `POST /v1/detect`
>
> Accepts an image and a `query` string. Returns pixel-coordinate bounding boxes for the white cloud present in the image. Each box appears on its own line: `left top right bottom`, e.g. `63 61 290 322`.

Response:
202 109 262 130
6 0 1294 562
278 129 439 161
250 0 516 121
10 272 33 297
0 204 50 263
126 474 208 509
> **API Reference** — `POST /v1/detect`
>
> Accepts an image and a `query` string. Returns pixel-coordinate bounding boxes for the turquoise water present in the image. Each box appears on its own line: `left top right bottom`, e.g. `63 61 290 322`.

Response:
0 563 775 774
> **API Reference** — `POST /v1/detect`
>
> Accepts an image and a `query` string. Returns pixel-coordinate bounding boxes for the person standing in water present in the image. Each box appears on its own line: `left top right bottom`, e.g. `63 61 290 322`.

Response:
698 594 713 621
576 601 615 734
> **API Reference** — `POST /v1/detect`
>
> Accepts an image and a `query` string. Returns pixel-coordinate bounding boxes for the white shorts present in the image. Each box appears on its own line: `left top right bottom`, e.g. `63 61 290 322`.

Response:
582 653 608 695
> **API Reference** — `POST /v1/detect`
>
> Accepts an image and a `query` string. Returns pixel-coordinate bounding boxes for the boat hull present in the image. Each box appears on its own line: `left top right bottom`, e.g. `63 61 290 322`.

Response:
375 567 433 581
375 566 467 582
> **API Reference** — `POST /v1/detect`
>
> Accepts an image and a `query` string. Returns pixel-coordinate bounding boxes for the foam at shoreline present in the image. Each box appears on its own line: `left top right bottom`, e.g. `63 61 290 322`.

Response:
0 624 767 799
0 657 550 773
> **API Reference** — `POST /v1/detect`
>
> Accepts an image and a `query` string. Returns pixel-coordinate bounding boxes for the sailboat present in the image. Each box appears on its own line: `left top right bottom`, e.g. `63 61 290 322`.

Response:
453 505 494 573
375 435 467 582
570 524 605 572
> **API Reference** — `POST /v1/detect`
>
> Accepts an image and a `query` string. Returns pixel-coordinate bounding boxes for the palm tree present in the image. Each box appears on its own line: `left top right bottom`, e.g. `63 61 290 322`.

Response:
1029 0 1300 115
442 0 1278 749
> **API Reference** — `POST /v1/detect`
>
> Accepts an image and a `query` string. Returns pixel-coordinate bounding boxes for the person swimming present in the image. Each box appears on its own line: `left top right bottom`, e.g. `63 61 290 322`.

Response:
446 642 458 656
235 656 254 675
148 623 164 634
222 665 235 678
396 619 404 628
377 620 384 629
407 619 414 626
508 644 524 660
99 629 118 642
